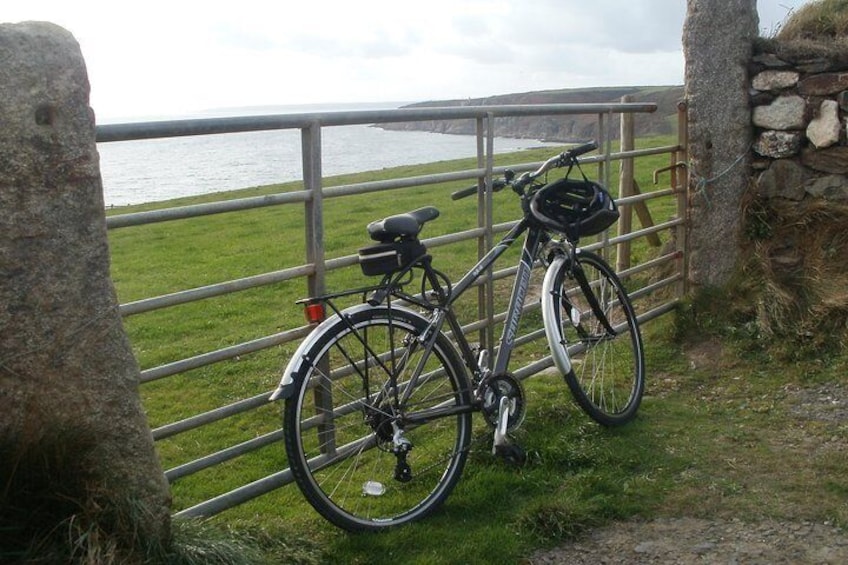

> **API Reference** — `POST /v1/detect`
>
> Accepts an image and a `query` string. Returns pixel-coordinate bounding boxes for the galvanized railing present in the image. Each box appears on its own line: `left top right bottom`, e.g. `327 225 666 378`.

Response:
99 101 688 518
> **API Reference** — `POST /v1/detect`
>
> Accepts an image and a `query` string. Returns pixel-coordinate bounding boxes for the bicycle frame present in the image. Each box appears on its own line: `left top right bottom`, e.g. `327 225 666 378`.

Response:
396 214 622 415
272 140 616 410
270 210 616 414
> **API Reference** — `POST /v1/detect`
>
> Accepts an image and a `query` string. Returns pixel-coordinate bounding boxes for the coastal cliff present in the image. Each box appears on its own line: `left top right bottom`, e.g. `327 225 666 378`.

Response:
382 85 684 142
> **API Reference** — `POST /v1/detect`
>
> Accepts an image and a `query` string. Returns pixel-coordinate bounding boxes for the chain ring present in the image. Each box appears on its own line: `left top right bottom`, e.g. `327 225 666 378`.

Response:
480 373 527 432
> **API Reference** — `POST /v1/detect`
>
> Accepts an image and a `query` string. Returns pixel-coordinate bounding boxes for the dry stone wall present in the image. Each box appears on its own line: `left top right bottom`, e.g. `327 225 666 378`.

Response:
743 41 848 343
751 45 848 201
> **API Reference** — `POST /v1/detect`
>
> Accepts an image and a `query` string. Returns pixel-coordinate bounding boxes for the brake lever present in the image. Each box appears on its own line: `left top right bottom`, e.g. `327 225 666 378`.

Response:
512 172 531 195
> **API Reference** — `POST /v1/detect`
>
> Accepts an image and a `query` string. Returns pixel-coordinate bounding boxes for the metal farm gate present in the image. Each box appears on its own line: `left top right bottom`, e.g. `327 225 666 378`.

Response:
97 101 689 517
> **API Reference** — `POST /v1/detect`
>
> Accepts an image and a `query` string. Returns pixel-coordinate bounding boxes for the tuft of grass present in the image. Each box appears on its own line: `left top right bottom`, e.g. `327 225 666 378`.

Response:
165 519 323 565
776 0 848 40
515 501 603 543
737 197 848 360
678 189 848 364
0 429 168 564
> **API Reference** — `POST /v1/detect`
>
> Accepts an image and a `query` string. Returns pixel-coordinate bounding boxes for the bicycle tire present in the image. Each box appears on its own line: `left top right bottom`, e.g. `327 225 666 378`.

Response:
283 305 473 531
543 250 645 426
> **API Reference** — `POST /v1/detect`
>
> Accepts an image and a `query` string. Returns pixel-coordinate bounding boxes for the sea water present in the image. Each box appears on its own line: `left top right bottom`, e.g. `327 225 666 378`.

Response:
97 105 558 207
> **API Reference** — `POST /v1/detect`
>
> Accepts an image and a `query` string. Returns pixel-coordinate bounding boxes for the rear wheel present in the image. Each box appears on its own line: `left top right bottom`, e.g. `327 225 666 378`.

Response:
546 251 644 426
283 306 472 531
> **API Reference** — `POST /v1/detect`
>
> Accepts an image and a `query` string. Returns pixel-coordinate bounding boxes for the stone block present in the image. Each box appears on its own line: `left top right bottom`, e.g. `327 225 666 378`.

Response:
752 70 799 91
806 99 842 148
804 174 848 200
756 159 806 200
752 95 806 130
751 53 790 68
796 59 835 74
838 90 848 112
0 21 171 544
799 72 848 96
754 130 803 159
801 146 848 174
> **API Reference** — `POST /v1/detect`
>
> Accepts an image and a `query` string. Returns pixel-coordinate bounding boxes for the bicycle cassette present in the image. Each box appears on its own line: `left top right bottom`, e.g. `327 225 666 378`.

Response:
480 373 526 432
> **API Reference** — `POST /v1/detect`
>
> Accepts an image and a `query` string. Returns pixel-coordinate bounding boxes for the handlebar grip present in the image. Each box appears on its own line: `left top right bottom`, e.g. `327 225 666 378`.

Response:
450 179 507 200
451 184 479 200
565 140 598 159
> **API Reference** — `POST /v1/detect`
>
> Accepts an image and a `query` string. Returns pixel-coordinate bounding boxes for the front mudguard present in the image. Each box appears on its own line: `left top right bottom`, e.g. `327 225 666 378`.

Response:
540 253 573 375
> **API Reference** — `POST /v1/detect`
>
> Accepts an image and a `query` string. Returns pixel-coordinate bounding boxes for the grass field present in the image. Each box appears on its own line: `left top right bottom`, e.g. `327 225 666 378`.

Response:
107 138 844 562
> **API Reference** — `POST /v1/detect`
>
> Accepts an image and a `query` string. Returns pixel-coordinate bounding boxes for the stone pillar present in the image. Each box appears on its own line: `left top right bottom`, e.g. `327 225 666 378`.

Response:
683 0 758 287
0 22 170 553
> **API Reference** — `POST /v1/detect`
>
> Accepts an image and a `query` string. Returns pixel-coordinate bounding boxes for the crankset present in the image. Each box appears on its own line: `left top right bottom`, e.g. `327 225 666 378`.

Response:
480 373 528 464
480 372 527 433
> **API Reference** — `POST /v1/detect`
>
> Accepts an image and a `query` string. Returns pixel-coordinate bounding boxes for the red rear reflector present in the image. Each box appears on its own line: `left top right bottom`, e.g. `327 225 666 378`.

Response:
304 303 325 324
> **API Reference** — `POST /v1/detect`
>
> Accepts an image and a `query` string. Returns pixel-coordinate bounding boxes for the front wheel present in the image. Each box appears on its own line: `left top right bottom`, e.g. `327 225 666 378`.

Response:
543 251 645 426
283 305 473 531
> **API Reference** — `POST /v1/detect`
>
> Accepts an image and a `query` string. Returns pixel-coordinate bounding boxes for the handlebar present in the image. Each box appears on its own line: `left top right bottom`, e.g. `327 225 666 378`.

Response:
450 140 597 200
524 140 598 180
566 140 599 159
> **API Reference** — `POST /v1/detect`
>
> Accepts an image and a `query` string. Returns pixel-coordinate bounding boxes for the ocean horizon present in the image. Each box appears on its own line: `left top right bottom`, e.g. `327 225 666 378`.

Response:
96 102 559 207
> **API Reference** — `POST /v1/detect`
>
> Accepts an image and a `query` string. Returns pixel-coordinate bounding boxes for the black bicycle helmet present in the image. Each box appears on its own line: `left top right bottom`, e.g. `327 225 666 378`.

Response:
529 178 619 238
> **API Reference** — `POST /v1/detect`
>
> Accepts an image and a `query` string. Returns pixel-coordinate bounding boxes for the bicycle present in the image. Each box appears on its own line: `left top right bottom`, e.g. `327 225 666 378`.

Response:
269 141 645 531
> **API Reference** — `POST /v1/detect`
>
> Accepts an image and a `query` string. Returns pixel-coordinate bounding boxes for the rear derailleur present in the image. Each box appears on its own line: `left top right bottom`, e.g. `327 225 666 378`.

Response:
366 407 413 482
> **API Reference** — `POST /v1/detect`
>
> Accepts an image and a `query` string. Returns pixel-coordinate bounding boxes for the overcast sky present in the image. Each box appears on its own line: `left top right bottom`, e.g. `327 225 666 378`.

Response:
5 1 808 121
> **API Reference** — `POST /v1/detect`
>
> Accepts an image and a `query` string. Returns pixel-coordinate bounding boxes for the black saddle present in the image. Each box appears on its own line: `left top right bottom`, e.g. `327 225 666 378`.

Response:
367 206 440 242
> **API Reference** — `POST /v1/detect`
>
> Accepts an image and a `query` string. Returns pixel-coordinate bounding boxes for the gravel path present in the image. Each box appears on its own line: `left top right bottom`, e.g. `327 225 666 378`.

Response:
527 517 848 564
